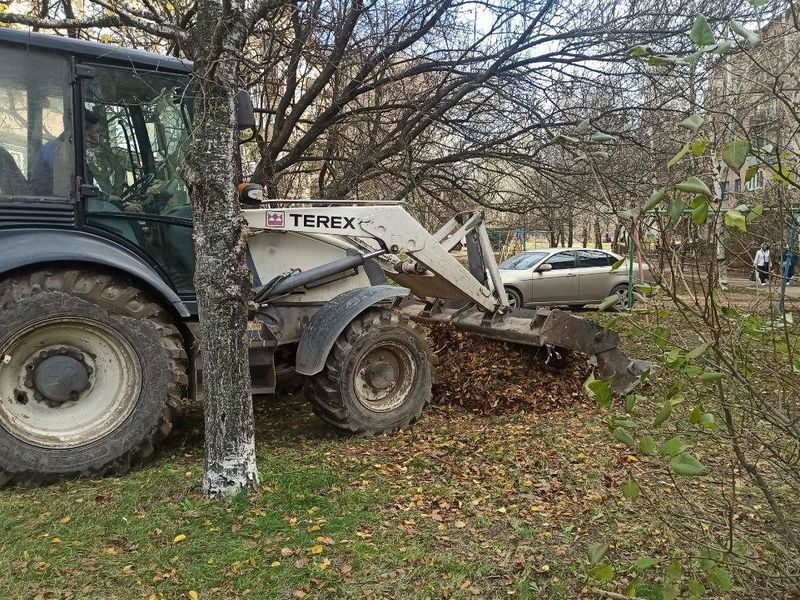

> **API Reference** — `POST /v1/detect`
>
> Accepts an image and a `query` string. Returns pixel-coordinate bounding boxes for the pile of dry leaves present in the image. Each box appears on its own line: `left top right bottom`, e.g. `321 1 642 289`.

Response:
427 324 591 414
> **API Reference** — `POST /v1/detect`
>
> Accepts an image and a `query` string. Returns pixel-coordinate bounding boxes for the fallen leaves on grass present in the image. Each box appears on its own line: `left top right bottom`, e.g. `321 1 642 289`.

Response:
428 325 589 413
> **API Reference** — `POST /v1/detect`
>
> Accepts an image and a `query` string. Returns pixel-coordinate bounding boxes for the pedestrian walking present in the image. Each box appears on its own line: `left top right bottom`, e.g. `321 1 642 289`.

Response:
754 243 770 286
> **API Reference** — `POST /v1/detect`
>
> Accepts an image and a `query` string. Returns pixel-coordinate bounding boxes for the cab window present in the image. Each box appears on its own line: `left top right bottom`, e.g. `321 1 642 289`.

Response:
0 48 73 199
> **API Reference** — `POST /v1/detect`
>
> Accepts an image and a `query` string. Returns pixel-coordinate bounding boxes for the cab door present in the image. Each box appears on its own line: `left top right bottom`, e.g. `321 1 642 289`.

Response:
530 250 580 304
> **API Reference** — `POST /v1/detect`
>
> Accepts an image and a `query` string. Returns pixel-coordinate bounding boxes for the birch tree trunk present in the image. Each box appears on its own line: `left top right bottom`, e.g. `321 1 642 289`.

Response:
184 0 259 498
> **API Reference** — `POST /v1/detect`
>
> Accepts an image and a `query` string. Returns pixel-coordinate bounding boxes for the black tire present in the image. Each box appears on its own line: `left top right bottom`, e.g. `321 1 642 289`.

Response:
505 287 524 308
307 309 431 436
0 269 187 487
611 283 632 310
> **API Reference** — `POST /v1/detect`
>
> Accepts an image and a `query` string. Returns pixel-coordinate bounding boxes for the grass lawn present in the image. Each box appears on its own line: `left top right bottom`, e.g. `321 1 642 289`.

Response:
0 313 793 599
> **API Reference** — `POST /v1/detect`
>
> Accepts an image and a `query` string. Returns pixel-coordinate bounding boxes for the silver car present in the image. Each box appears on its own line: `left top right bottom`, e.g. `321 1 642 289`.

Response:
498 248 651 308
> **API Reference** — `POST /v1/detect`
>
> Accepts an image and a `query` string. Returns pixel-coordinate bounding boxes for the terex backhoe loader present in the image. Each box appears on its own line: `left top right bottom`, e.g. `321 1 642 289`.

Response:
0 29 647 485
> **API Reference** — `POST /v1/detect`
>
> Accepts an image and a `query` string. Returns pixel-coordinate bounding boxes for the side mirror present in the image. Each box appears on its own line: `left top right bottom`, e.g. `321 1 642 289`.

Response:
535 263 553 273
235 89 256 131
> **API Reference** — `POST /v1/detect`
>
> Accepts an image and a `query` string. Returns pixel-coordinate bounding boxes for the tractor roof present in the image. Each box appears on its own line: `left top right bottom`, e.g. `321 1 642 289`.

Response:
0 27 191 74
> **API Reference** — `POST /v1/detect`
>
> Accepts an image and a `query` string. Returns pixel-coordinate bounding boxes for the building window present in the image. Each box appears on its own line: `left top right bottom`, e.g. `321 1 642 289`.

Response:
734 178 742 194
720 181 728 201
746 170 764 191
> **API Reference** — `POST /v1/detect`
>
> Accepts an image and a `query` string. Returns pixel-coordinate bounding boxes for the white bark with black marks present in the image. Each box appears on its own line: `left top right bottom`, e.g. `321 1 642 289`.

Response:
184 0 259 498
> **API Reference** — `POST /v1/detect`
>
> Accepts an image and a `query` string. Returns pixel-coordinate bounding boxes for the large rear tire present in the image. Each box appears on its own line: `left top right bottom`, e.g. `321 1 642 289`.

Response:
307 309 431 436
0 269 187 487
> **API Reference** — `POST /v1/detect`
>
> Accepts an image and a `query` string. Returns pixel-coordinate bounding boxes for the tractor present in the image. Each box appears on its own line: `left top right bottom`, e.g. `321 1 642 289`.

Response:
0 29 647 486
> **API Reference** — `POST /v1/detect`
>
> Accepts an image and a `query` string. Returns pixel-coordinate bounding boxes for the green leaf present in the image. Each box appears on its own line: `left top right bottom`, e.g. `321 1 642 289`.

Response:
724 209 746 231
721 139 750 171
699 412 718 429
691 138 709 156
667 198 686 222
591 132 616 143
598 294 620 312
746 203 763 223
668 143 691 168
624 394 637 413
709 566 733 591
680 114 704 133
730 20 760 47
587 542 608 565
628 45 652 57
692 200 709 225
771 165 794 186
661 584 679 600
584 373 613 408
745 164 759 183
639 435 655 454
689 404 703 424
665 559 683 582
690 14 715 46
660 436 689 457
687 579 707 599
643 189 666 212
652 402 672 427
577 119 591 134
648 54 684 67
634 557 659 572
699 372 724 383
588 563 615 581
554 134 580 144
686 341 711 360
714 40 733 54
670 453 707 476
613 427 636 448
621 479 640 501
676 176 712 197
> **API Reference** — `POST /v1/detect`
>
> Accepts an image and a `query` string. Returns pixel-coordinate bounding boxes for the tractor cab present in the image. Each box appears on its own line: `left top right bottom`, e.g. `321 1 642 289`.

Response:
0 29 196 294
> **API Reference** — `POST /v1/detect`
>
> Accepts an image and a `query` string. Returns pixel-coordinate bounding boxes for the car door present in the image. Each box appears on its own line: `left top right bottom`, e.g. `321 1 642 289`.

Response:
577 250 618 302
530 250 579 303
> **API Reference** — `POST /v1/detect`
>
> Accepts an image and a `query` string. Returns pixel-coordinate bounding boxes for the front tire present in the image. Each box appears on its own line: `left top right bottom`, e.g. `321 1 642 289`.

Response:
307 309 431 436
505 287 524 308
0 269 187 486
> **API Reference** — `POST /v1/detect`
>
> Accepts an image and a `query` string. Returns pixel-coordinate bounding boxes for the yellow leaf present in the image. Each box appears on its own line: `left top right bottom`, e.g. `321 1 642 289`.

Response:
59 516 71 524
51 537 61 544
270 561 281 568
310 544 324 555
188 592 199 600
626 455 638 462
308 524 321 532
173 534 187 544
319 557 331 571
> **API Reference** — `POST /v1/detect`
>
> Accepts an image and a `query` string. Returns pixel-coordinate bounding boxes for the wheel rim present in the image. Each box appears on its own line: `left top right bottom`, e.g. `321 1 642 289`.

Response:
353 341 416 412
614 287 629 310
0 317 142 448
506 290 519 308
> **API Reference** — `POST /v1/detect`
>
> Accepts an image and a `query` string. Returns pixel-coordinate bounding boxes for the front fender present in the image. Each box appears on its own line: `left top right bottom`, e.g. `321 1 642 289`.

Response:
295 285 410 376
0 229 190 317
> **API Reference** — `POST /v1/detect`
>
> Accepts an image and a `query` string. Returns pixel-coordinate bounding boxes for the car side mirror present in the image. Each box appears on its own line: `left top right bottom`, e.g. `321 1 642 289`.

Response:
535 263 553 273
235 89 256 131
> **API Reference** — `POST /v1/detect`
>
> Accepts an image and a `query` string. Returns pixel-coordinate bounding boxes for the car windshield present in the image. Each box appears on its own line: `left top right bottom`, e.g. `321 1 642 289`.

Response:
498 252 547 270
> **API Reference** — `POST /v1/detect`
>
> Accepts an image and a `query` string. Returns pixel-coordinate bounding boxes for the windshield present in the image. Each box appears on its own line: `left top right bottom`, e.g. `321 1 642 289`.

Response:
84 65 192 215
498 252 547 270
83 65 195 294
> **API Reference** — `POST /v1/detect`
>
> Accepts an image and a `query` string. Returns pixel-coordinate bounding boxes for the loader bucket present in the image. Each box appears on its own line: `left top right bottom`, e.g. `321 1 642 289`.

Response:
401 301 652 393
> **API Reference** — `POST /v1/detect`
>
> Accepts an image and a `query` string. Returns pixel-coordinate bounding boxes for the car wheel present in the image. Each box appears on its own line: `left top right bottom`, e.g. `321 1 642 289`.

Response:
611 283 632 310
505 287 524 308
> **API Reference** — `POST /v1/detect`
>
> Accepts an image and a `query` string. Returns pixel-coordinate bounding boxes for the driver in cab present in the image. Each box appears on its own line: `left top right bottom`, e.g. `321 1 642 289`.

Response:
39 110 142 213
